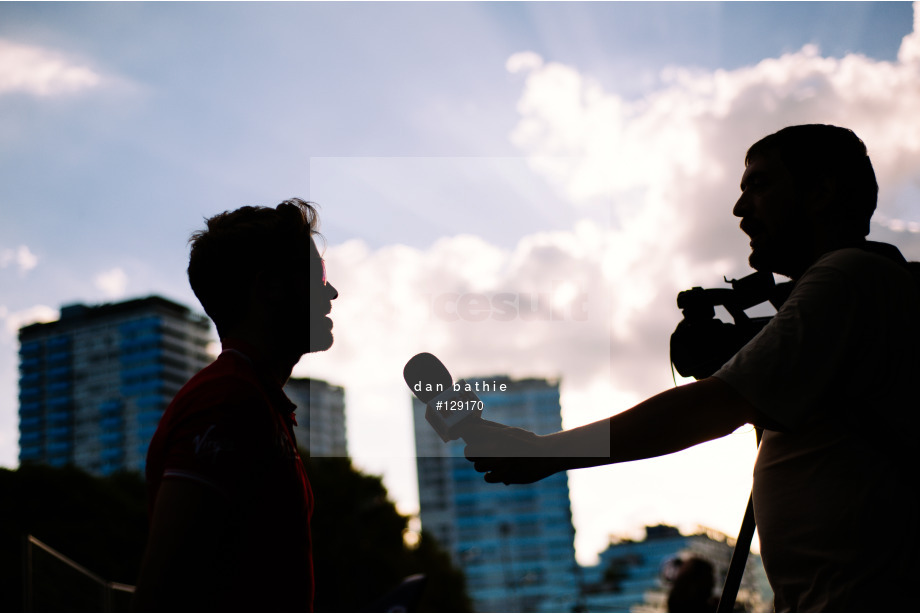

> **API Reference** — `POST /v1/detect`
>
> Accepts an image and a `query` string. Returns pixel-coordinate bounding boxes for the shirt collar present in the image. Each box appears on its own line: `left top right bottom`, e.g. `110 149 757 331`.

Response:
220 337 298 423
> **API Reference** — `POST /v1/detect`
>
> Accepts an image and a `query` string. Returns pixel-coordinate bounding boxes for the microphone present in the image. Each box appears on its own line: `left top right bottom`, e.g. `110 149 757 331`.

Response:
403 352 452 403
403 352 484 442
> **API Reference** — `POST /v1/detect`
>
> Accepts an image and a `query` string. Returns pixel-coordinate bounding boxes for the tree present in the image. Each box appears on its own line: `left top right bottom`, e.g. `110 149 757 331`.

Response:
0 458 472 612
305 455 472 612
0 464 147 611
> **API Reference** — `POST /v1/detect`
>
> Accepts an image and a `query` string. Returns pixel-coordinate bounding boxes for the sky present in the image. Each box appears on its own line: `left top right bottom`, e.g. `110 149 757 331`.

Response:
2 1 920 565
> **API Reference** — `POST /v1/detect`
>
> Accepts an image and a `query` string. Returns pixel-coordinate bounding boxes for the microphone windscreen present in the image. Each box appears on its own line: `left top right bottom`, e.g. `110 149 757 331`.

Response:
404 352 453 403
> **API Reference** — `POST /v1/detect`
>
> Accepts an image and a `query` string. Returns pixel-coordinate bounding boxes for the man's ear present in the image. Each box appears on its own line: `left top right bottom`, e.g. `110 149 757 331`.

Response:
807 175 838 214
253 270 287 304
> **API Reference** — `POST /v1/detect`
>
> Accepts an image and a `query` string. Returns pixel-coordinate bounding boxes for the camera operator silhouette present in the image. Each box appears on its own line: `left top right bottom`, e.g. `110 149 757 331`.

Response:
465 125 920 612
135 199 338 611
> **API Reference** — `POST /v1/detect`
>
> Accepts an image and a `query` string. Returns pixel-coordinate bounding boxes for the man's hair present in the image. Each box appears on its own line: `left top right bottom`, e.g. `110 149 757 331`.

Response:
746 124 878 238
188 198 319 337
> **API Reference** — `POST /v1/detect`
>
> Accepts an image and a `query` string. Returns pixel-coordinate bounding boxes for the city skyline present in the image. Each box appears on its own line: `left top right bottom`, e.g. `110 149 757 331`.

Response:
3 2 920 564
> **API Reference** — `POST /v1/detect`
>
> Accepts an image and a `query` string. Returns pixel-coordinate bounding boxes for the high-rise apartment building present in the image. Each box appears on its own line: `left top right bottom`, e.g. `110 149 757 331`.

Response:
283 377 348 458
413 376 578 613
18 296 211 475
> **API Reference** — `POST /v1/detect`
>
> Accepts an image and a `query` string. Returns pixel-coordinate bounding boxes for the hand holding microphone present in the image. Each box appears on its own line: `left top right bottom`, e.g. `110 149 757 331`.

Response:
464 425 559 485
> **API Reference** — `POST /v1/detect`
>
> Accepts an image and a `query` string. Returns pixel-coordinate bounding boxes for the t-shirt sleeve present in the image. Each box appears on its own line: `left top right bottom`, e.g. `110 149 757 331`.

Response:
159 383 270 498
713 255 866 431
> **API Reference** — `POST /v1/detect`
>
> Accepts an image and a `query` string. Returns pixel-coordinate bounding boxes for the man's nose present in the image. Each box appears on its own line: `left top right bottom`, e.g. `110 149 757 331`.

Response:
732 193 748 218
327 282 339 301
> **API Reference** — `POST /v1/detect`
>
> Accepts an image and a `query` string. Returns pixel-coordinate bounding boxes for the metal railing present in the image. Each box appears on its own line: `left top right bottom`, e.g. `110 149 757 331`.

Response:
22 534 136 612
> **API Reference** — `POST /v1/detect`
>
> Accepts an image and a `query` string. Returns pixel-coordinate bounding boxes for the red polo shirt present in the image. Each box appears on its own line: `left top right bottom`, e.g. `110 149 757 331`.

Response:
146 339 314 611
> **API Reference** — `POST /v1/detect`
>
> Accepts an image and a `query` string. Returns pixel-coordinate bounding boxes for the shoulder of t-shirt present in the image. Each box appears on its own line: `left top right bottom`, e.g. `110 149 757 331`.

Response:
795 247 920 319
807 247 910 285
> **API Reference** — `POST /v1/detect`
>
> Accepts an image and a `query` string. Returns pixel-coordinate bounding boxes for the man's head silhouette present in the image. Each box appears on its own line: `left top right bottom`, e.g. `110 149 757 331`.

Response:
187 198 338 369
734 124 878 278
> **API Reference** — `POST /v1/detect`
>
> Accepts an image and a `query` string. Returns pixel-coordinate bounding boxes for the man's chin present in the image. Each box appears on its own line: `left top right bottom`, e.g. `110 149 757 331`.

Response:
747 245 778 273
308 329 334 353
748 251 768 272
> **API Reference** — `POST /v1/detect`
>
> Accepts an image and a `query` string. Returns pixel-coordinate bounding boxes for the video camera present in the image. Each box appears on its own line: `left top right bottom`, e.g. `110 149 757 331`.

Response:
670 271 793 380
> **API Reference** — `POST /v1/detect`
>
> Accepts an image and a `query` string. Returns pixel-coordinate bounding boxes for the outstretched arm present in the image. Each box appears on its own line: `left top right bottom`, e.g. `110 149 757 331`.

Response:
464 376 774 484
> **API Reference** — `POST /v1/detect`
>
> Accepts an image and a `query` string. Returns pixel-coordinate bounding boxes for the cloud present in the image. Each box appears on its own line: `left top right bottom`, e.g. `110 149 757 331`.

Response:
300 193 737 541
94 267 128 299
899 2 920 65
305 3 920 559
304 198 750 562
0 38 101 97
0 245 38 274
501 3 920 272
2 304 58 336
506 51 543 74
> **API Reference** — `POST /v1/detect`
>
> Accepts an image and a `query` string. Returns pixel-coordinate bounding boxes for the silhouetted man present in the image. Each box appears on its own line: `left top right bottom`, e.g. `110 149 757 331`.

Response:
465 125 920 612
135 199 338 611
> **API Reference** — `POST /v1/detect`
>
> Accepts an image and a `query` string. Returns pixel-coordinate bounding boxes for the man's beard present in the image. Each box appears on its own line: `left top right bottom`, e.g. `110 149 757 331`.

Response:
308 320 334 353
748 238 812 279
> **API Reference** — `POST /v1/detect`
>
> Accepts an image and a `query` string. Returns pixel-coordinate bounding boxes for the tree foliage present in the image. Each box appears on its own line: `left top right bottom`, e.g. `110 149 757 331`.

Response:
305 455 472 612
0 458 471 612
0 464 147 611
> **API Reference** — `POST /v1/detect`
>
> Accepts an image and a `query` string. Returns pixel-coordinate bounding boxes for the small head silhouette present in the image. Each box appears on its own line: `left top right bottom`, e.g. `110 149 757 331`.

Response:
667 556 716 613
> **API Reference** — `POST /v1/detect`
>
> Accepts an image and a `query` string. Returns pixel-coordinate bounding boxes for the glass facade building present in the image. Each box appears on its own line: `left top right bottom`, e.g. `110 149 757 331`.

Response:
18 296 211 475
413 376 579 613
284 377 348 458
